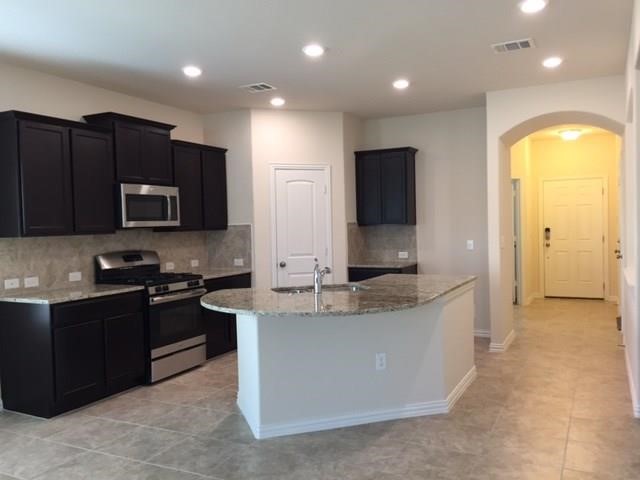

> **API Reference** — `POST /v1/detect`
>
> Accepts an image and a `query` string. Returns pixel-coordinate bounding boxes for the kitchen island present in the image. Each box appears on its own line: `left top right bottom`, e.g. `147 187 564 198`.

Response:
201 274 476 439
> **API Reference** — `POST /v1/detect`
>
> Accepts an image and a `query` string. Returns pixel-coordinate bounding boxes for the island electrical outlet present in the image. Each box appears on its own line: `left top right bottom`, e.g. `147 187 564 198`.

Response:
375 353 387 371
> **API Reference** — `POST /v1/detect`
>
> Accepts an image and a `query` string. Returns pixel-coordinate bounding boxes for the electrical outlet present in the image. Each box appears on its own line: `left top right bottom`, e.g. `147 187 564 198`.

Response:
4 278 19 290
375 352 387 371
165 262 175 271
24 276 39 288
190 259 200 268
233 258 244 267
466 240 475 251
69 271 82 282
398 251 409 259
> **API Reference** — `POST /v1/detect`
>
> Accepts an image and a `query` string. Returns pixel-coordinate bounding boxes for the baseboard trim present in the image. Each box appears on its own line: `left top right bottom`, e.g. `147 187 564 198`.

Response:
624 346 640 418
253 365 478 439
606 296 619 304
473 329 490 338
489 329 516 353
525 293 542 306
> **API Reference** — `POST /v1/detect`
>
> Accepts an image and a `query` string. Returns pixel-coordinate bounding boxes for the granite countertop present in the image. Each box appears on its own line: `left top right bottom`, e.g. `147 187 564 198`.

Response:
200 268 252 281
348 261 418 269
201 274 475 317
0 284 145 305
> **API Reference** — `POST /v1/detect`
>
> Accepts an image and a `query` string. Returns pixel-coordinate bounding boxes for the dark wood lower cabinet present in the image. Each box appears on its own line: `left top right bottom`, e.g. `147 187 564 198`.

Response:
0 292 144 418
348 264 418 282
203 273 251 359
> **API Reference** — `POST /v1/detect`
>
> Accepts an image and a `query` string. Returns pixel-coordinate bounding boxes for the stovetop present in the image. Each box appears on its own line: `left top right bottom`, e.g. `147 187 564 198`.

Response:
99 272 203 287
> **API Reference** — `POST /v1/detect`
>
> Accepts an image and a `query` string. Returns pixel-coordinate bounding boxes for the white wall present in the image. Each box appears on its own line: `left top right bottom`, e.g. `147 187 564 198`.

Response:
203 110 254 224
363 108 490 334
623 0 640 417
0 62 204 142
343 113 364 224
486 76 626 351
250 110 350 288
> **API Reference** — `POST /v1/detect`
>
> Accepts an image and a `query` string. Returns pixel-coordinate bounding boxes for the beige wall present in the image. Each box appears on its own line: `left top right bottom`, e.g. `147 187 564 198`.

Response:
249 110 350 288
203 110 254 224
512 132 621 303
343 113 364 224
362 107 490 334
0 62 204 142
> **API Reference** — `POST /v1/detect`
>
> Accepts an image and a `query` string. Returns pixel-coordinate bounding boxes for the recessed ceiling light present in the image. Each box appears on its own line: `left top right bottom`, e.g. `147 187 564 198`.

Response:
182 65 202 78
393 79 410 90
559 129 582 141
542 56 563 69
302 44 325 58
519 0 547 14
270 97 286 107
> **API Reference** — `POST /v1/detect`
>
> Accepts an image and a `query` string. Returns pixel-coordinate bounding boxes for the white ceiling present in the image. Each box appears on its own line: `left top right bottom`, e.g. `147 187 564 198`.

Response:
0 0 632 118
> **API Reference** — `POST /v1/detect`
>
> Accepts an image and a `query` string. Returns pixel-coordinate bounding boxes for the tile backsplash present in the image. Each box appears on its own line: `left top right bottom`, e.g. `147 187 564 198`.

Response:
207 225 252 269
0 225 253 295
348 223 417 264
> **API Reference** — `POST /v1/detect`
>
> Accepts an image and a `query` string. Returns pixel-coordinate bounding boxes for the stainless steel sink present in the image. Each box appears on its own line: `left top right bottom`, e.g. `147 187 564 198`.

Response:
272 283 368 294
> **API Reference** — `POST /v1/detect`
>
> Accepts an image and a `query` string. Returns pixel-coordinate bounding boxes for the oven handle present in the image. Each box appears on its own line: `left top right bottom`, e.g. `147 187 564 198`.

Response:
149 288 208 306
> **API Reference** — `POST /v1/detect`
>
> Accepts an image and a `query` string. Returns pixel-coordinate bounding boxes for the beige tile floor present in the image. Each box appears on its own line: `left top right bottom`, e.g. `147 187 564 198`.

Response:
0 298 638 479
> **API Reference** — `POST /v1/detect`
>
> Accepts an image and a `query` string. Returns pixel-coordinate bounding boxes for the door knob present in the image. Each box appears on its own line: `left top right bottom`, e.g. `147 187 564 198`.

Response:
279 261 287 268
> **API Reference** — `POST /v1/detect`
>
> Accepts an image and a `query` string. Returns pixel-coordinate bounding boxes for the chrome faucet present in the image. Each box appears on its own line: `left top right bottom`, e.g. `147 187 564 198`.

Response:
313 263 332 295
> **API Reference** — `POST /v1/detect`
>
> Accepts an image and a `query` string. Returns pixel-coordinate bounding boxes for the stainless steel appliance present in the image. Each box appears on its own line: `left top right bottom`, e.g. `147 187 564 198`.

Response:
119 184 180 228
95 250 206 383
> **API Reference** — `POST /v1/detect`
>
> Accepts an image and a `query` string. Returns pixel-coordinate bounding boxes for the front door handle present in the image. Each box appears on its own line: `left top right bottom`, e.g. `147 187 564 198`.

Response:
279 261 287 268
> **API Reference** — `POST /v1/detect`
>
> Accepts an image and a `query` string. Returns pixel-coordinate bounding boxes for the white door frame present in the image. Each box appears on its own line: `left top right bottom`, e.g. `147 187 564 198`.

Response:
511 179 523 305
538 175 609 300
269 164 334 288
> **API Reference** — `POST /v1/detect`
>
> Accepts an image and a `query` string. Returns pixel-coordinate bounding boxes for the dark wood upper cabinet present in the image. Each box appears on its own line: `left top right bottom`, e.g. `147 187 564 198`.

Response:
168 140 228 231
172 143 204 230
70 128 115 234
0 111 113 238
355 147 417 225
84 112 175 185
202 148 228 230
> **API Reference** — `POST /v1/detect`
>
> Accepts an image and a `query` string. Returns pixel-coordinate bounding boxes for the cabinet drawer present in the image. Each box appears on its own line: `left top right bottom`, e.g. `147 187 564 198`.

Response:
53 292 143 328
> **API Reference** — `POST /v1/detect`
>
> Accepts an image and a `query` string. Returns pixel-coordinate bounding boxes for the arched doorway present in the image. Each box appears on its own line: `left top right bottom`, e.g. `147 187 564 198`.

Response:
487 111 625 352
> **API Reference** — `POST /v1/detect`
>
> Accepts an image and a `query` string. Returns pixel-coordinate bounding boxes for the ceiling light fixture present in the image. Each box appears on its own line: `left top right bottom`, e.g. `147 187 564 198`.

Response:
302 44 325 58
559 129 582 141
393 79 410 90
270 97 286 107
519 0 547 14
542 56 563 69
182 65 202 78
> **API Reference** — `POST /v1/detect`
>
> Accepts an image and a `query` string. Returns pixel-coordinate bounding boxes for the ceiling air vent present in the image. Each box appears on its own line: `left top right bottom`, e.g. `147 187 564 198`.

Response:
239 82 277 93
491 38 536 54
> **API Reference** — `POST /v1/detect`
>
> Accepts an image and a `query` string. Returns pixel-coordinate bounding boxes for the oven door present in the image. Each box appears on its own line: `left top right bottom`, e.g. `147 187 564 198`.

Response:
148 288 207 355
120 183 180 228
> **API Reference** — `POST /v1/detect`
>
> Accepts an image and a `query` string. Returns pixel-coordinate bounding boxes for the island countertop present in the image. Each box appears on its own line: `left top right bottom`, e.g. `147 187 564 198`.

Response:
200 274 476 317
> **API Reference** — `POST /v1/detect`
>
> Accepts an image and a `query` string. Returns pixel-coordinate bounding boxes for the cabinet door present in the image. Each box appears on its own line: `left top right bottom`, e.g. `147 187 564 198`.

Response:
380 152 407 224
104 312 145 393
173 145 203 230
71 129 115 233
18 121 73 236
143 126 173 185
114 122 145 183
356 155 381 225
54 319 105 409
202 150 228 230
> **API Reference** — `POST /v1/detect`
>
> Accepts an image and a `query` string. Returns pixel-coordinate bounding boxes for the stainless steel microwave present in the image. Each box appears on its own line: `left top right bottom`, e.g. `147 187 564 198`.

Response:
119 184 180 228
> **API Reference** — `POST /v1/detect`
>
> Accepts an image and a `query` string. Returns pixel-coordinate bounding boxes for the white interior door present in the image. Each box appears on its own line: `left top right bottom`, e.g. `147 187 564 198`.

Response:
272 166 332 287
543 178 605 299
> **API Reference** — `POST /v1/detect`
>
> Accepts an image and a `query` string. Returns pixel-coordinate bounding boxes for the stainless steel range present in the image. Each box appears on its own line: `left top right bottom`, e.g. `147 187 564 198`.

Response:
95 250 206 383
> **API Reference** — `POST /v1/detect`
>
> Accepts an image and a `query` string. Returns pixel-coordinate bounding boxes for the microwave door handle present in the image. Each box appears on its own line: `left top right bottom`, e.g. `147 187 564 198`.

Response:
166 195 172 221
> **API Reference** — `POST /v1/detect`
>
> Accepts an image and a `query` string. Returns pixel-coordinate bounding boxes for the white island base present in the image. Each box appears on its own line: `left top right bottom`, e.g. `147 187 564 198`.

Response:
235 283 476 439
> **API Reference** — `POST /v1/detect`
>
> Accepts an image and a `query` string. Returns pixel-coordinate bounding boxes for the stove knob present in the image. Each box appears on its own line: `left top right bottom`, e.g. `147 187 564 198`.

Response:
163 285 170 292
155 286 162 293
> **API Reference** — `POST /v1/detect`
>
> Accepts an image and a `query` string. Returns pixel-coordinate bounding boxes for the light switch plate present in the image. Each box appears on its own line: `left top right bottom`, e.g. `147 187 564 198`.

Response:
233 258 244 267
398 251 409 259
24 276 39 288
4 278 19 290
190 259 200 268
69 271 82 282
165 262 175 271
466 240 475 251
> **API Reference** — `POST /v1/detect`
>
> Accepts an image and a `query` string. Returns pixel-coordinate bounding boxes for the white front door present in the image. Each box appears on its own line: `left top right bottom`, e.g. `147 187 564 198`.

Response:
543 178 605 299
272 166 332 287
